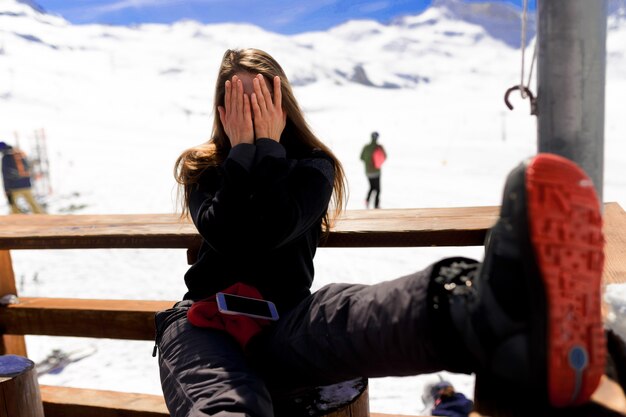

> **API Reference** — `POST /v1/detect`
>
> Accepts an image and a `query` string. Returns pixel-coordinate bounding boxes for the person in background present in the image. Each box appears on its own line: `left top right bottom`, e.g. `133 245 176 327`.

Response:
360 131 386 209
0 141 44 214
429 381 474 417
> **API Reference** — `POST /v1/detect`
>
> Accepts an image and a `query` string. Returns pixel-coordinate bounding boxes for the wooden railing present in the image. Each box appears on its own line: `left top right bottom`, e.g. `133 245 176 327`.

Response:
0 202 624 417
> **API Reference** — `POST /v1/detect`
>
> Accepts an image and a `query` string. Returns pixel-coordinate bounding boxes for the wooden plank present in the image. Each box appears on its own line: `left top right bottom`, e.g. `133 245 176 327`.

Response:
40 385 168 417
324 206 497 247
0 250 27 356
38 384 623 417
371 415 469 417
0 203 620 251
371 415 430 417
0 213 199 250
603 202 626 286
0 207 499 250
0 204 620 251
41 385 389 417
0 298 175 340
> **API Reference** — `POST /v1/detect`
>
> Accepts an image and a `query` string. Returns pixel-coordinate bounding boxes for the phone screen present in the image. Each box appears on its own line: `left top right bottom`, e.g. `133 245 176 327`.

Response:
217 293 279 320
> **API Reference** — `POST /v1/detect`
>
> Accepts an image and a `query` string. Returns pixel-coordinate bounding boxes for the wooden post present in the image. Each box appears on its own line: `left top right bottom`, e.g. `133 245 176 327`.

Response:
0 354 44 417
0 250 27 356
273 377 369 417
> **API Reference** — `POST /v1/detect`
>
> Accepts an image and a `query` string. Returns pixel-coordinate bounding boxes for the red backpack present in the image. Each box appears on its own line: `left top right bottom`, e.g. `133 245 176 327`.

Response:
372 146 386 169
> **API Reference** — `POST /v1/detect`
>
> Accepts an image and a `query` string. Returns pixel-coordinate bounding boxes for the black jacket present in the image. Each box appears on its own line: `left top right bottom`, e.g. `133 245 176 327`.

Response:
1 147 33 192
183 138 335 313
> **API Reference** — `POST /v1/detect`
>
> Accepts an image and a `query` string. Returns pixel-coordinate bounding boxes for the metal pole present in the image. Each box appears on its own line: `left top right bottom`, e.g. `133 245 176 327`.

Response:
536 0 607 204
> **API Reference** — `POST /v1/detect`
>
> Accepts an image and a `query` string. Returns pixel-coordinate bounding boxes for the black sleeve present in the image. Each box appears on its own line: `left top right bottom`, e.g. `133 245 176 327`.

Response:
189 139 334 254
21 155 31 176
2 154 15 180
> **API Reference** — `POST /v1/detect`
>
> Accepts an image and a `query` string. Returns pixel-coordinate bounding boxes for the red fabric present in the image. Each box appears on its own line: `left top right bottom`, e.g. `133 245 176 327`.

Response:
187 283 271 350
372 146 386 169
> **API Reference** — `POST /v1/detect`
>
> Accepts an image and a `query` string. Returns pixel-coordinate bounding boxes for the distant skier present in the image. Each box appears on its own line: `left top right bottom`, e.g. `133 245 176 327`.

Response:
0 141 44 214
360 131 386 209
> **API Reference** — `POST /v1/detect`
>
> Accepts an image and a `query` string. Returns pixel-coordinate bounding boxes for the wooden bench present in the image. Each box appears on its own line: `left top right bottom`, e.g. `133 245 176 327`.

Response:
0 203 624 417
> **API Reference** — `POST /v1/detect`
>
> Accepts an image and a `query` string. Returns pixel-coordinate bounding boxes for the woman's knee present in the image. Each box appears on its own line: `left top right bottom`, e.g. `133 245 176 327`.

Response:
157 308 273 416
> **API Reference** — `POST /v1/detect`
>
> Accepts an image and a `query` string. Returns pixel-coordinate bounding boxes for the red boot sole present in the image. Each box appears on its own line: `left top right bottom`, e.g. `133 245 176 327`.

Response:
526 153 606 407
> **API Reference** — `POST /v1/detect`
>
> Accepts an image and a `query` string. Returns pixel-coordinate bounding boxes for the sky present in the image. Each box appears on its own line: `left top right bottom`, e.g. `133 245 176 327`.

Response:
31 0 535 34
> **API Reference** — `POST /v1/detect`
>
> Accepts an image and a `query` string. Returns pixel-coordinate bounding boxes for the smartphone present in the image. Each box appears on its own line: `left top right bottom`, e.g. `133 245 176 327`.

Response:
216 293 279 321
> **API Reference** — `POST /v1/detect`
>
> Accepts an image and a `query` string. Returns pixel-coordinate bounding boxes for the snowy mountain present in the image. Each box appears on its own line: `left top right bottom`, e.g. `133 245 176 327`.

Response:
418 0 536 48
0 0 59 23
0 0 531 91
1 0 623 97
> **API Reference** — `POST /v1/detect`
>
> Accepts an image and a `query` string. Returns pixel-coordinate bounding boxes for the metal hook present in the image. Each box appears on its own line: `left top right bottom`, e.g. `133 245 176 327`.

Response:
504 85 537 115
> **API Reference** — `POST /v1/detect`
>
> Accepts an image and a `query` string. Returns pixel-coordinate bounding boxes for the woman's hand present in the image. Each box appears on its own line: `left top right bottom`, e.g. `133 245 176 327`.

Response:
218 75 254 147
251 74 286 142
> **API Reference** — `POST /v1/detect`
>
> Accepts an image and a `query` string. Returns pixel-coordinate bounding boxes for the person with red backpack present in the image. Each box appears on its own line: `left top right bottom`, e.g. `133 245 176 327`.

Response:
360 131 386 209
0 141 44 214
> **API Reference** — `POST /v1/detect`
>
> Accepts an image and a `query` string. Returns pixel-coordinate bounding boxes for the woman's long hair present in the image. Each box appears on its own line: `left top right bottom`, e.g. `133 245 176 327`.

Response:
174 48 346 233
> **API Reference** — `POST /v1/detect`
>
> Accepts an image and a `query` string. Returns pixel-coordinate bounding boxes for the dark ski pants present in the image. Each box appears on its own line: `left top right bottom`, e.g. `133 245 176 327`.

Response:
366 175 381 208
156 261 467 417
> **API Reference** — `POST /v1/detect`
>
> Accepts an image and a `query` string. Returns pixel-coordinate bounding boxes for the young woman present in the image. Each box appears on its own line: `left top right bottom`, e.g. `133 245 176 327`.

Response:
157 48 348 416
155 48 608 417
173 48 346 314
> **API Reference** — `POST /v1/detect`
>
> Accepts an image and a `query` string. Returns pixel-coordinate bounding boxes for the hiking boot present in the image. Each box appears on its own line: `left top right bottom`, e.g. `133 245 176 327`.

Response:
432 153 606 408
